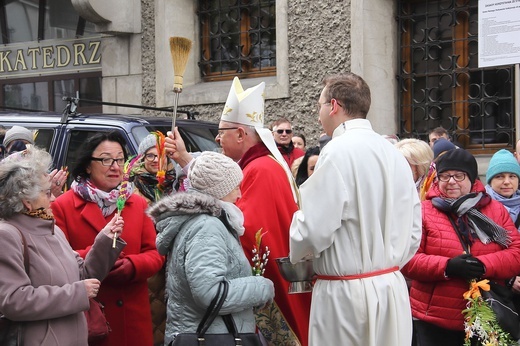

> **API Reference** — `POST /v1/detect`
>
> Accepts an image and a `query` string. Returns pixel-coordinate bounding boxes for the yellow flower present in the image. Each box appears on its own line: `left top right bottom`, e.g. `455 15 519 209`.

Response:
463 279 490 300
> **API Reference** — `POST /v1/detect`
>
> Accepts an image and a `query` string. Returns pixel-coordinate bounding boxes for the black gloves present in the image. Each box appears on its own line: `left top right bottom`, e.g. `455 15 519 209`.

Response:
445 254 485 280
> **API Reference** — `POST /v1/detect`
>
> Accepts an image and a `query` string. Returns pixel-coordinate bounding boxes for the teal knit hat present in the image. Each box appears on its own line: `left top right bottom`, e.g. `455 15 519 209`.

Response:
486 149 520 184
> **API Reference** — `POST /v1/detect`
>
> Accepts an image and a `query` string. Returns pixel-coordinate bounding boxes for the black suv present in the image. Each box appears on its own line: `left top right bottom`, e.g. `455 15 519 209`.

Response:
0 111 219 185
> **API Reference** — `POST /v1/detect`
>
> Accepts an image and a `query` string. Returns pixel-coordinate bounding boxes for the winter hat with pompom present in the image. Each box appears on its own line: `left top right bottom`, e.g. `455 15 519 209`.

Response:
188 151 243 199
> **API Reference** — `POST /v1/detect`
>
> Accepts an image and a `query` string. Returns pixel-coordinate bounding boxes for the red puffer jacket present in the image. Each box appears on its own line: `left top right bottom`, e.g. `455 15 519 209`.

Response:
402 179 520 331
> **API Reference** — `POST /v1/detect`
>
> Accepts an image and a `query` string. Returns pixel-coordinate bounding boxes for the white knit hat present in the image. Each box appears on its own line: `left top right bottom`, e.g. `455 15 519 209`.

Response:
3 126 34 147
188 151 243 200
138 134 157 155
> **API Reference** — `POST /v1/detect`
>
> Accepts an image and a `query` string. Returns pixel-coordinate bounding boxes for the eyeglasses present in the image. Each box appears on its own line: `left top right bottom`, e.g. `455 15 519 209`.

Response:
437 173 467 182
144 153 159 162
275 129 293 135
217 127 239 137
91 157 125 167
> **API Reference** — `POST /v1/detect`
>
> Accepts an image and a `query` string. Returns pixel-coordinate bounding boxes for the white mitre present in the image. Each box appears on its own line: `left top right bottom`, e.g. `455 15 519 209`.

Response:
221 76 265 126
221 77 299 204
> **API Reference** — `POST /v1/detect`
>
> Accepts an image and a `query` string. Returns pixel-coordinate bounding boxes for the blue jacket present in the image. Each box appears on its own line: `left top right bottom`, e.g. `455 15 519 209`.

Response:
148 191 274 345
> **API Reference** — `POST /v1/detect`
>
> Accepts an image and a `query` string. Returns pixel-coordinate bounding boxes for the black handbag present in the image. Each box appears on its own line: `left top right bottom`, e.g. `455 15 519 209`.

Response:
480 281 520 340
447 216 520 341
170 280 261 346
0 225 29 346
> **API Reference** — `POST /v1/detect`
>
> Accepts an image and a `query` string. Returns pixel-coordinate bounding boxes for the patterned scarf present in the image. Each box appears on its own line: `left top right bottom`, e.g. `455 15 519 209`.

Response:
71 178 133 217
22 207 54 220
22 208 54 234
432 192 511 249
485 184 520 225
132 165 176 202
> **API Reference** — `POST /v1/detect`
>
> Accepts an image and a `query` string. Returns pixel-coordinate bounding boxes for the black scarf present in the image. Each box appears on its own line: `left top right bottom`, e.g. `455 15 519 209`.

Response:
432 192 511 249
133 169 176 202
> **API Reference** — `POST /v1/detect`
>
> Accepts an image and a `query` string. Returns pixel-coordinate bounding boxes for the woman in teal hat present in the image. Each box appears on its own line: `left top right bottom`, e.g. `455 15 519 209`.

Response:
485 149 520 228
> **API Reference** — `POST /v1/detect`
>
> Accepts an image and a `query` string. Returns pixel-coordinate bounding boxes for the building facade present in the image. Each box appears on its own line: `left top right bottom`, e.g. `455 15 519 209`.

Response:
2 0 518 172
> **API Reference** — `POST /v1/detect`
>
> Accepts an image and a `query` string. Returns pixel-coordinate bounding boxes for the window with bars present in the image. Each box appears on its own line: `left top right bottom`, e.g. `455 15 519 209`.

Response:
0 1 100 113
0 0 96 44
198 0 276 82
397 0 515 153
1 72 102 113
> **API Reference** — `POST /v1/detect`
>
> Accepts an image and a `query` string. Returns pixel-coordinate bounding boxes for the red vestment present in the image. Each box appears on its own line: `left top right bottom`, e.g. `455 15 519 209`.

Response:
238 143 311 346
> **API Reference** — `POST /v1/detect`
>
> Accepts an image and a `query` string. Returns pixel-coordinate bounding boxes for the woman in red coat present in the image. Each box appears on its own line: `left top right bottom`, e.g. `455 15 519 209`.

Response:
52 131 164 346
402 149 520 346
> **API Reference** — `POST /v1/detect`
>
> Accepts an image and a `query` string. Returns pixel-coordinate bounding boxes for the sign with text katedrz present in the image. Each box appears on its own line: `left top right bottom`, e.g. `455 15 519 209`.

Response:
0 37 102 78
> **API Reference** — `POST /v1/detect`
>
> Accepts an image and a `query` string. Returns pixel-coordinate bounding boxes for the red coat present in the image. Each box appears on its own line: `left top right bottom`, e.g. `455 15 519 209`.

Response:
52 190 164 346
277 144 305 168
402 180 520 331
238 143 311 346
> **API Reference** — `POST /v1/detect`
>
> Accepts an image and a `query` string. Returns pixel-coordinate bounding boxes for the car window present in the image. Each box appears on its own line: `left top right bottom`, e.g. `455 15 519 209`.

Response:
177 125 218 152
132 124 219 153
33 129 54 153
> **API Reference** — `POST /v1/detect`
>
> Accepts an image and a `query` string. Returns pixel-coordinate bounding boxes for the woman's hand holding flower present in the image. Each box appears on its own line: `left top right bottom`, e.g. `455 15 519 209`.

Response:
102 214 124 239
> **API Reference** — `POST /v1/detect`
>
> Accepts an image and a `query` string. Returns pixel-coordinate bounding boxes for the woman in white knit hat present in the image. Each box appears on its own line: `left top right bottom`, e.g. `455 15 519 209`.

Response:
133 133 178 346
147 151 274 346
133 133 176 204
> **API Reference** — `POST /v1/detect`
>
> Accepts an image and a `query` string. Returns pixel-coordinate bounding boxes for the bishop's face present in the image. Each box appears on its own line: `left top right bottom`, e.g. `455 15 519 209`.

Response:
216 121 242 162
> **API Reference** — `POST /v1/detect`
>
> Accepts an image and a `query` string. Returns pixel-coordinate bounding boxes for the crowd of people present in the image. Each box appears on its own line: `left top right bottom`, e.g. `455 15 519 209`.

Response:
2 71 520 346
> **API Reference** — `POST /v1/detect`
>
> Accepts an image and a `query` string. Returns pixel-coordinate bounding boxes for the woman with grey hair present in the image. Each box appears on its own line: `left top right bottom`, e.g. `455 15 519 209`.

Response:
0 147 125 345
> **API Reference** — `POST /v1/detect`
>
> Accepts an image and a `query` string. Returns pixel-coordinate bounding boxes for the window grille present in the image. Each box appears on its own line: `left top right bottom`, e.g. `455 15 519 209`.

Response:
198 0 276 82
397 0 515 152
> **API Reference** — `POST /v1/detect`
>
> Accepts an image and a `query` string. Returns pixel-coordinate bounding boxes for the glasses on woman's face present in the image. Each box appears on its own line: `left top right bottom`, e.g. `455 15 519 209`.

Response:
145 153 159 162
437 172 467 182
90 157 125 167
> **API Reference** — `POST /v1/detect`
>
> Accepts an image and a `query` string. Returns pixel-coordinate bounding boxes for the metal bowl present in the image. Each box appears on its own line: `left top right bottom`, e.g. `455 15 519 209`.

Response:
275 257 315 294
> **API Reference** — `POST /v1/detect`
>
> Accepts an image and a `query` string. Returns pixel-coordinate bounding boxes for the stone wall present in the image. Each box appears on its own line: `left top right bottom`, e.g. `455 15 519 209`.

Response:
141 0 156 116
140 0 352 147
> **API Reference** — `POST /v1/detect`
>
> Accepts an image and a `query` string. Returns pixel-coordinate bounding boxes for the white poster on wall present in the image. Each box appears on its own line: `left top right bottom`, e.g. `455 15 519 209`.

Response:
478 0 520 68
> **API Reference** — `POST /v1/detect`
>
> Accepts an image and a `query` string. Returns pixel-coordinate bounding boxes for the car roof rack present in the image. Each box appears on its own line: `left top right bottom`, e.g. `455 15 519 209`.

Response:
0 93 198 123
61 93 198 123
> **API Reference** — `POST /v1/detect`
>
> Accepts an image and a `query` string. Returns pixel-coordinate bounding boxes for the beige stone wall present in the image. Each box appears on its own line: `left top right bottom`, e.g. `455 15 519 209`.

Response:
74 0 504 176
138 0 400 147
141 0 156 116
269 0 352 146
141 0 354 147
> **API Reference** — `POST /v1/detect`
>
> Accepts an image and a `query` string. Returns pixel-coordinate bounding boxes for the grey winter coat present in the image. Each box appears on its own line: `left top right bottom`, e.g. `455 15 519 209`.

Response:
148 191 273 345
0 213 125 346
